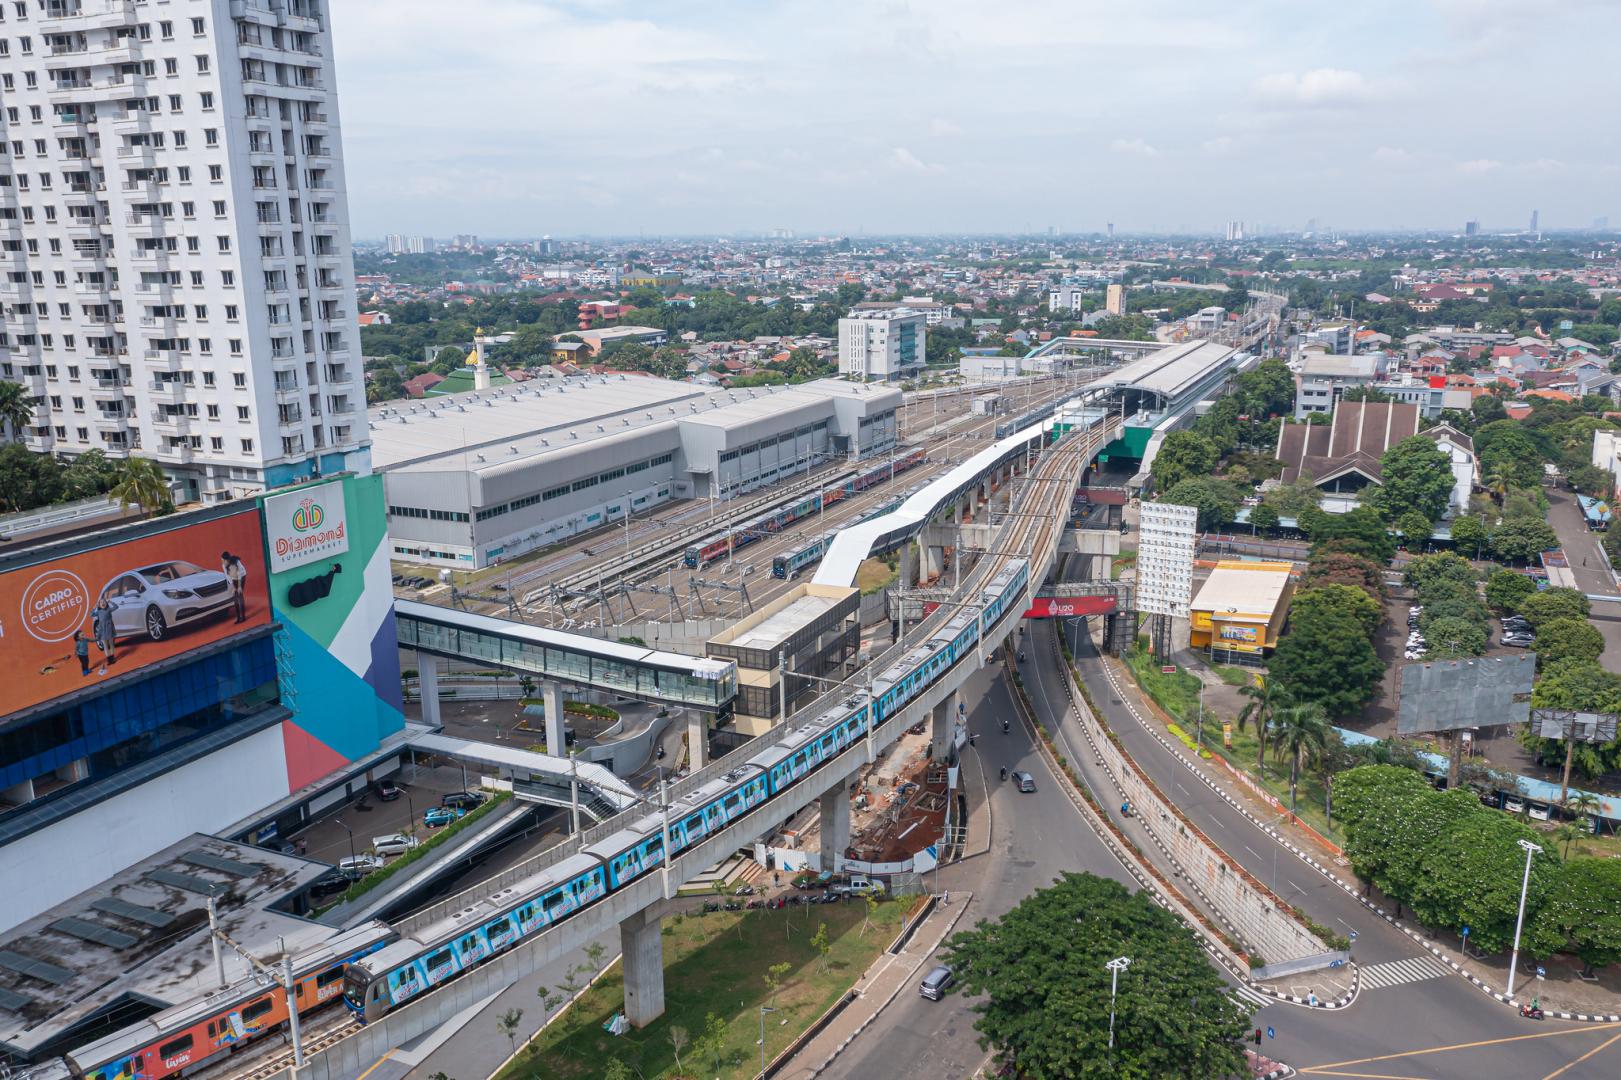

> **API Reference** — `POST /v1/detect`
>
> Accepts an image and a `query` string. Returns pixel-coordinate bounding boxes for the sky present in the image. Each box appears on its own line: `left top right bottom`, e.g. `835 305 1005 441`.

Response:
331 0 1621 238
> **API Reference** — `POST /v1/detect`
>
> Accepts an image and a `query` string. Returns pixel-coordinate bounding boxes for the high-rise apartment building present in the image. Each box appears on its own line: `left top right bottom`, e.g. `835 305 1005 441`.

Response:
0 0 368 504
838 309 925 382
1105 282 1126 316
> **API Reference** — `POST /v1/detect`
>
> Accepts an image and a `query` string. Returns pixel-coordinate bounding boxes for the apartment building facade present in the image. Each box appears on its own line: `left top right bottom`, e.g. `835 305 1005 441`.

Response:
0 0 367 504
837 308 925 382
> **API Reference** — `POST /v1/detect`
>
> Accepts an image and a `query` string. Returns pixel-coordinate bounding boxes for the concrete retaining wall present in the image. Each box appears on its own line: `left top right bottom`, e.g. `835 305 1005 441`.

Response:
1057 656 1330 969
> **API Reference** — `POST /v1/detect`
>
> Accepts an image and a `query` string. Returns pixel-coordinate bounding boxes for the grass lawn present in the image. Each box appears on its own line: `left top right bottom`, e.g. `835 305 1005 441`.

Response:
1111 547 1137 581
1209 663 1255 688
500 898 912 1080
1123 647 1202 724
857 556 898 595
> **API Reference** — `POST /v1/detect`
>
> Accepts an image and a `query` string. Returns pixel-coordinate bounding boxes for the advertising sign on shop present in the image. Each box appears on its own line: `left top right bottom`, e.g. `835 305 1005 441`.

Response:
263 481 349 573
0 509 270 717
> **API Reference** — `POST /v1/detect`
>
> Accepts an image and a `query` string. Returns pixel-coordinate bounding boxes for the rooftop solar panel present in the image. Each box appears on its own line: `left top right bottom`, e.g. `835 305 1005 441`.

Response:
0 986 34 1012
146 869 220 895
49 917 138 950
182 850 260 877
92 897 176 928
0 951 73 985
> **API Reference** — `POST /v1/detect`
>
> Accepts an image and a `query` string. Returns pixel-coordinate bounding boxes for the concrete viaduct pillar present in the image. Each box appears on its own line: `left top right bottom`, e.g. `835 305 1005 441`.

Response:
620 905 665 1028
900 541 920 588
819 778 851 875
687 711 709 770
541 680 565 756
931 689 959 763
417 652 441 727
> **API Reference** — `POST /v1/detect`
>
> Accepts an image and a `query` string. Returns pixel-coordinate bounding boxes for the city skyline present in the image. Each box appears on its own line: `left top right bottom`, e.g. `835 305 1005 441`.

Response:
331 0 1620 236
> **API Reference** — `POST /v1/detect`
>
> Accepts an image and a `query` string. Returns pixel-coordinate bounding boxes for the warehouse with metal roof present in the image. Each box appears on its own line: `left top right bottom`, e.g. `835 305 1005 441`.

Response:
370 376 901 569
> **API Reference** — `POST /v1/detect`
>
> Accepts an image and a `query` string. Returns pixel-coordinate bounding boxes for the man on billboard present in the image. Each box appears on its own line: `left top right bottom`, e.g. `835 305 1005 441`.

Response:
221 551 249 623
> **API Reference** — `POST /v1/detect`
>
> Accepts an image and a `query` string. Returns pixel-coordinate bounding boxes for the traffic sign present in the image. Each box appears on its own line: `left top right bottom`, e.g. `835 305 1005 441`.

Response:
1266 1026 1275 1040
1461 926 1470 939
1348 931 1358 942
1536 965 1546 980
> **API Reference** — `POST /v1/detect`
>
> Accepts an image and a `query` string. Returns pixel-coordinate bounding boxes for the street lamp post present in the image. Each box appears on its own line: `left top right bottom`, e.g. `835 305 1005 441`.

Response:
334 817 355 864
1506 838 1543 997
1106 956 1131 1050
758 1005 777 1075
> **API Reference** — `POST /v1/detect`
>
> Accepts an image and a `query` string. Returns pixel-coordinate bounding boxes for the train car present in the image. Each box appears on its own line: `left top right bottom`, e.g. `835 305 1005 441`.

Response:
750 695 871 794
66 924 394 1080
773 531 836 579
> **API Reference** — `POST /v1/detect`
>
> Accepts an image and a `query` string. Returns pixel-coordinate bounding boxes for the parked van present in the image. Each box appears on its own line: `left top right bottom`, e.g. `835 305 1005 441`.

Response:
919 966 954 1001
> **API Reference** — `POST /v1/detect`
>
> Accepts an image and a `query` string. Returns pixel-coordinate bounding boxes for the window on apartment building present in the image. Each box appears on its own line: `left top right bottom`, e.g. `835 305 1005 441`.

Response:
241 439 253 453
216 236 229 253
27 104 40 121
208 165 222 182
198 338 211 354
233 372 246 386
202 372 215 387
160 22 174 40
188 270 203 285
211 200 226 217
192 17 206 35
180 200 195 218
203 127 218 146
176 165 190 182
225 306 239 321
167 94 182 112
210 437 223 451
164 58 178 76
206 403 219 419
236 406 249 420
200 92 214 110
220 270 235 287
185 237 200 253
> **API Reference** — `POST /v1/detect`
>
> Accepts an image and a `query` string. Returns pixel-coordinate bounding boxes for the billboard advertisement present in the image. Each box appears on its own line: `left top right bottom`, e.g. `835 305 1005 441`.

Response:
1021 596 1119 619
0 509 270 717
264 483 349 573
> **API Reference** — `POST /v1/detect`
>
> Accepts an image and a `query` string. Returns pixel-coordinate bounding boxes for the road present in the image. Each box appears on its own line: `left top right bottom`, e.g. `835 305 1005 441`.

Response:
819 662 1134 1079
1545 485 1621 665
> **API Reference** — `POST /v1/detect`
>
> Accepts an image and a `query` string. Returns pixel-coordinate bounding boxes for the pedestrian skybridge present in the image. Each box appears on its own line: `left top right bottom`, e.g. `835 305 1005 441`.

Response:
394 600 738 709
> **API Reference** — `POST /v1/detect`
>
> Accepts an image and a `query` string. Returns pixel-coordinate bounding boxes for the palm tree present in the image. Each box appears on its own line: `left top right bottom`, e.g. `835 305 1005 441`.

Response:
109 455 173 515
1482 467 1511 506
1236 676 1285 774
1554 822 1585 860
0 379 34 438
1269 703 1330 814
1566 790 1601 836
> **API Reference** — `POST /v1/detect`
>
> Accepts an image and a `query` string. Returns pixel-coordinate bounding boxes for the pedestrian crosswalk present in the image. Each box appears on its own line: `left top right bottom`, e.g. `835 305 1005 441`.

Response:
1231 985 1275 1008
1357 955 1451 990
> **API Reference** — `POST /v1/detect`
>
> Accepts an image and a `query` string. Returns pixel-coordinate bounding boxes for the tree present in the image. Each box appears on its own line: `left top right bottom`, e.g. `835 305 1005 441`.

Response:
1271 602 1383 718
1402 551 1477 597
1302 550 1387 604
1484 568 1536 613
368 367 405 403
61 448 117 500
1410 811 1560 955
1531 617 1605 667
1566 463 1615 498
601 1059 633 1080
1150 431 1219 492
1270 703 1329 813
701 1010 729 1072
1236 676 1283 771
811 921 831 972
1490 517 1560 562
1520 659 1621 781
1159 477 1242 531
1372 436 1456 523
1396 510 1434 545
434 345 468 373
1248 502 1279 532
1264 473 1323 517
495 1007 524 1056
1475 421 1545 490
1332 764 1429 831
1292 584 1382 640
0 442 66 512
940 872 1251 1079
109 456 174 516
763 960 791 1007
1516 587 1592 628
1305 506 1396 563
1541 859 1621 975
1424 615 1488 659
0 379 35 437
667 1025 690 1075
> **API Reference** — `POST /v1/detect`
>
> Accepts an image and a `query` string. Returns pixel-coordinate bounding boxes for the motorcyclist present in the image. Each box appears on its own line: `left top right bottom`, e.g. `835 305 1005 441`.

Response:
1000 766 1008 781
1002 718 1010 733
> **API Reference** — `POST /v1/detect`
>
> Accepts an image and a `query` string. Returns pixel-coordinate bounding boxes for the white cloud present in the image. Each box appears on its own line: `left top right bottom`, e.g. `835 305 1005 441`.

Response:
1201 136 1236 156
1457 158 1503 174
1110 137 1160 157
889 147 944 173
1371 146 1412 163
1253 68 1375 108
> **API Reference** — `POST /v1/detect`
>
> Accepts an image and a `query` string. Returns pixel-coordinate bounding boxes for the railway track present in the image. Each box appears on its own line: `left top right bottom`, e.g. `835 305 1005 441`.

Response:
204 1011 360 1080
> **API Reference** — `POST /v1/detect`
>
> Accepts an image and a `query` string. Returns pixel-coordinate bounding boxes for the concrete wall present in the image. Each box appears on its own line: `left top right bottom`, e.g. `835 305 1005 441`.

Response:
1056 657 1329 968
576 709 674 777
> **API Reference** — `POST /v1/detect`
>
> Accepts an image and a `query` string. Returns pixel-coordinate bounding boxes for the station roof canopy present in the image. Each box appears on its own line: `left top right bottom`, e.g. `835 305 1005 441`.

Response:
1087 340 1238 408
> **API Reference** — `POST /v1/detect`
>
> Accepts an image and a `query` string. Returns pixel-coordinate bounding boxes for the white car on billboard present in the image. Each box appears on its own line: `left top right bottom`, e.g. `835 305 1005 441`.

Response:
98 560 236 641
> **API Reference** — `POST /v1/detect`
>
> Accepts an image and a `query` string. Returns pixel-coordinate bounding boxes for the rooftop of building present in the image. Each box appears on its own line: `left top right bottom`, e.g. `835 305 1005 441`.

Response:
0 835 330 1058
367 377 900 475
1299 353 1383 378
1089 340 1239 403
1190 561 1295 619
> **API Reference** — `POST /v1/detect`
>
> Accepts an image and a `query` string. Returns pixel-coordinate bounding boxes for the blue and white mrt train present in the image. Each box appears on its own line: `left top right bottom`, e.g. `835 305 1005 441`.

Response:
341 558 1029 1023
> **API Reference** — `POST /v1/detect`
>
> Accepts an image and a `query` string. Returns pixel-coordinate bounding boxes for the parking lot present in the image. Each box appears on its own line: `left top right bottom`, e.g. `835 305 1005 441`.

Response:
288 761 487 870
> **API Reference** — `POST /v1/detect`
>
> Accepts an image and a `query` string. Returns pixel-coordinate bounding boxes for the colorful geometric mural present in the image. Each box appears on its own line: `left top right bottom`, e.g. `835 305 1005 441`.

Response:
258 474 404 790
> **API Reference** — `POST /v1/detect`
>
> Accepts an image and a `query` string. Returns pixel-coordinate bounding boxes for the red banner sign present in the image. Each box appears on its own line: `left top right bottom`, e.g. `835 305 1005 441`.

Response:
1021 595 1118 619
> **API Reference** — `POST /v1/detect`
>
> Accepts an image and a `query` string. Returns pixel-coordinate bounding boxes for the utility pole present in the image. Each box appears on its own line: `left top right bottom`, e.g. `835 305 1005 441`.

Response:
206 894 226 989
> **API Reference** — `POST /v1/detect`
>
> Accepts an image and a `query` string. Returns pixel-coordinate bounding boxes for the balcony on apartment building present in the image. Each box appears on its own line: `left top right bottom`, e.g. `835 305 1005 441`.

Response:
40 1 140 34
115 143 158 168
146 378 188 399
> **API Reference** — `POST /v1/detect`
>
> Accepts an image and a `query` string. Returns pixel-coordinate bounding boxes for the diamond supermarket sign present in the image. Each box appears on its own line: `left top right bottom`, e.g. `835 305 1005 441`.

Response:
264 481 349 573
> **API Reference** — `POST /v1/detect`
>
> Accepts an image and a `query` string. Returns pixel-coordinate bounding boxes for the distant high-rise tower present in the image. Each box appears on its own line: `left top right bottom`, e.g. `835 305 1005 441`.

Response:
1465 220 1480 237
1106 223 1115 239
1224 221 1245 242
1105 283 1127 316
1529 209 1539 233
1596 217 1611 231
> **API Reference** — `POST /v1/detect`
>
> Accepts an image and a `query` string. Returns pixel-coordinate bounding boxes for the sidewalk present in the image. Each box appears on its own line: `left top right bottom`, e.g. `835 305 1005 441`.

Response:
773 893 973 1079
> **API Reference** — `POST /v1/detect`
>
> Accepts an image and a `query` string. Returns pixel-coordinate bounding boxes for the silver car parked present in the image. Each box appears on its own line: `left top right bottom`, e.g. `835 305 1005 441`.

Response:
99 560 235 641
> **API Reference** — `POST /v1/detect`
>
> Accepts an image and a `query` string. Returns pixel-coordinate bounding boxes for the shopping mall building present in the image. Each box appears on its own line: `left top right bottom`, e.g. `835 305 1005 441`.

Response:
0 474 408 928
